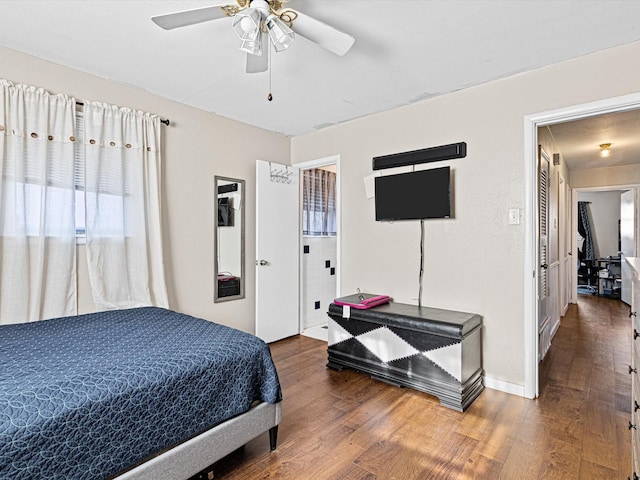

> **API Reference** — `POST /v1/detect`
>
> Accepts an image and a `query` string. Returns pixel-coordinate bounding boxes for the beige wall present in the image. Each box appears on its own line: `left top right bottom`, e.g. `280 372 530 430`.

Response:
0 46 290 333
291 40 640 389
5 37 640 391
571 164 640 188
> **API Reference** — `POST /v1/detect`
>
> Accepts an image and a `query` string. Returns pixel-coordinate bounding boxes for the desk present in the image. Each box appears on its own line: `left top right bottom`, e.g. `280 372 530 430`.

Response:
326 301 483 411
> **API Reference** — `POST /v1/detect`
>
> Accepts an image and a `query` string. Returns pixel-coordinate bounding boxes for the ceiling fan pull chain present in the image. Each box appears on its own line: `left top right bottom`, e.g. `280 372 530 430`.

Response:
268 42 273 101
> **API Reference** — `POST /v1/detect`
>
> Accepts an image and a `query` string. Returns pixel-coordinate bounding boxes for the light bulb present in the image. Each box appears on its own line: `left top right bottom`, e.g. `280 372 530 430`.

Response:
240 16 255 33
600 143 612 158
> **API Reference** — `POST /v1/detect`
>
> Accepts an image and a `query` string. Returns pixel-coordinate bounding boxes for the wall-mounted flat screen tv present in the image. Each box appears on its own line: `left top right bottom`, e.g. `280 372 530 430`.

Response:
375 166 451 221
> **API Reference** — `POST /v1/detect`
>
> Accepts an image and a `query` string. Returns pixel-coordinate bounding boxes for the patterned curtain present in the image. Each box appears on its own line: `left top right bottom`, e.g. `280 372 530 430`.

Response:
577 201 595 261
302 168 336 236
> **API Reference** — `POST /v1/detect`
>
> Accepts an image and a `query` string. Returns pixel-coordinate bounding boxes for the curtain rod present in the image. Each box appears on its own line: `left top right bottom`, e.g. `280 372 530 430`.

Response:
76 101 170 126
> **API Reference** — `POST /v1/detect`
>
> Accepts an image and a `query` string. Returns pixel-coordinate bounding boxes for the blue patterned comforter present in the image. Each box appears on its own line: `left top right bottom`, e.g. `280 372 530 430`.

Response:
0 307 282 479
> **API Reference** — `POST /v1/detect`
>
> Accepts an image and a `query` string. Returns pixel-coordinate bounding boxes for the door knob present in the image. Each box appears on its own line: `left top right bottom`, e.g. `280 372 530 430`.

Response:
256 259 269 266
540 263 548 269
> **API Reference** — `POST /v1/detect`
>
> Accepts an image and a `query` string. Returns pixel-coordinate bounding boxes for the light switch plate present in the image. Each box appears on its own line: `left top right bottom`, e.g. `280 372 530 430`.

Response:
508 208 520 225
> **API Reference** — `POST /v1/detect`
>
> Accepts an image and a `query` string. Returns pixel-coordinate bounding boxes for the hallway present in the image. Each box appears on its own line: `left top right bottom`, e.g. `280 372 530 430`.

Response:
538 294 631 476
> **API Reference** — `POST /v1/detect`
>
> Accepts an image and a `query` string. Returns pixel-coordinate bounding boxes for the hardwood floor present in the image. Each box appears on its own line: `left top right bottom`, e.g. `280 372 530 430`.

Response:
213 295 631 479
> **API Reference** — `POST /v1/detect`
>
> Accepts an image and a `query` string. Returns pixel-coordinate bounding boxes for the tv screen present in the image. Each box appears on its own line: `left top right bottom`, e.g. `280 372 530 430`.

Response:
375 167 451 221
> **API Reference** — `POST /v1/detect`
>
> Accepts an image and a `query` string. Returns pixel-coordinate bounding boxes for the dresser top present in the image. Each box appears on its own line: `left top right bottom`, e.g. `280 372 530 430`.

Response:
626 257 640 277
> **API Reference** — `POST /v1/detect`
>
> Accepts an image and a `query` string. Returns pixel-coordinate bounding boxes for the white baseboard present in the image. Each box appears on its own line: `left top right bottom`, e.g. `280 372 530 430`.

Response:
483 376 526 397
550 317 561 338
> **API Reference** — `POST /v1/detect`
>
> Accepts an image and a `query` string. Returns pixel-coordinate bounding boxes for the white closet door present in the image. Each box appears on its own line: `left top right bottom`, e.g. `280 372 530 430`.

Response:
538 147 551 361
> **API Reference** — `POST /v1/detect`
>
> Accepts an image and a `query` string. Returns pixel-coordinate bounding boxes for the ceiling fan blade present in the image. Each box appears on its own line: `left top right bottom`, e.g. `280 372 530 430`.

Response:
291 11 355 56
151 5 231 30
246 32 269 73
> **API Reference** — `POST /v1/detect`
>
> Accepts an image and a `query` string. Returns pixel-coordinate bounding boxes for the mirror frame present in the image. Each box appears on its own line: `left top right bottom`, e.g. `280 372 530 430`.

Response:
214 175 245 303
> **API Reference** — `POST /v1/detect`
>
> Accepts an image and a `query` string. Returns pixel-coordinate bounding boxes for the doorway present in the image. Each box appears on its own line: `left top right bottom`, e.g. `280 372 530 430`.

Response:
574 188 634 301
297 155 341 341
525 92 640 398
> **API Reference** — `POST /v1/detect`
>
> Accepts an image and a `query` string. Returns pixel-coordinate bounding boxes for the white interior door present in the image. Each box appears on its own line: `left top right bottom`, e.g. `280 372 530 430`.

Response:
538 147 551 361
255 160 300 343
621 189 636 305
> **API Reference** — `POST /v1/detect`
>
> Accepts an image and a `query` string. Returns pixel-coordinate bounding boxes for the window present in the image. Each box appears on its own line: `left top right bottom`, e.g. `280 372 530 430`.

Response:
302 168 336 236
75 109 128 240
3 108 130 242
0 107 76 239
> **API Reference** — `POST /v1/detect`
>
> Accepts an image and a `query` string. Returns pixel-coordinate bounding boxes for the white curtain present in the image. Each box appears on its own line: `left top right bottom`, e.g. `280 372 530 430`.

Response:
83 102 168 310
0 80 77 324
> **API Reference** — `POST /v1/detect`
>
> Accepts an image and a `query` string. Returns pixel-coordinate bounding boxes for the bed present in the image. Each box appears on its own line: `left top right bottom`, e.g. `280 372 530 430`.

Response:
0 307 283 479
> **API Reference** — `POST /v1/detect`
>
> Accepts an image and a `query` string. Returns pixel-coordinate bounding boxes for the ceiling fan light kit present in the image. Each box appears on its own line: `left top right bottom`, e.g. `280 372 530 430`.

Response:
232 1 293 56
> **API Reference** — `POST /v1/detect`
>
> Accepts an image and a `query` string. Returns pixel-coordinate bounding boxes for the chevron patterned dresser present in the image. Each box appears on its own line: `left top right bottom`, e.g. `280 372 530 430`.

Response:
327 300 483 411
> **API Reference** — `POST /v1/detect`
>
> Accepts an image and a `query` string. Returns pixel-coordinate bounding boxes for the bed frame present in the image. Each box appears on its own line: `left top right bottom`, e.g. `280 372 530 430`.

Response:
1 307 281 479
113 401 281 480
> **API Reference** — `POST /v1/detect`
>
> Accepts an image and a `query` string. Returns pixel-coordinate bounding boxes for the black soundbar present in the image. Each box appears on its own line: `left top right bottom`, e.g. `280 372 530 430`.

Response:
372 142 466 170
217 183 238 194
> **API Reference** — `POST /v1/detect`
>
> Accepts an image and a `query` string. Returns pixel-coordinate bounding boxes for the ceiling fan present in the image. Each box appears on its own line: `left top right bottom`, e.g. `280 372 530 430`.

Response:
151 0 355 74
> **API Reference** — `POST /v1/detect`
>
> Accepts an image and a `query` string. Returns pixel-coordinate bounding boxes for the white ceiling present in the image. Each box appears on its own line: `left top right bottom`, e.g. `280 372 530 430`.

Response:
1 0 640 141
547 109 640 171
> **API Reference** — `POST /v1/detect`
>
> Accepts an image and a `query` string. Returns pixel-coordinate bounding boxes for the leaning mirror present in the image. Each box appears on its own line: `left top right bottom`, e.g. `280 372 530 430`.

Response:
214 176 245 302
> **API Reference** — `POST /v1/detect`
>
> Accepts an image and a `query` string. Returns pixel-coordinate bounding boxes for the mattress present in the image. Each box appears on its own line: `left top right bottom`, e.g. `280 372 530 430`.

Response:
0 307 282 479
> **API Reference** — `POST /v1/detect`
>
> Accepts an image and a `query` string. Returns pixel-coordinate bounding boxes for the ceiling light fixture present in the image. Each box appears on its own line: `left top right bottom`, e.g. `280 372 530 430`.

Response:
231 8 262 41
239 36 262 56
231 0 296 57
600 143 612 158
265 14 295 52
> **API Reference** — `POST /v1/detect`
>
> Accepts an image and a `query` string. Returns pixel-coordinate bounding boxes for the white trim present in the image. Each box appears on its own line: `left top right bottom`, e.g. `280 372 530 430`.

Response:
558 174 569 313
523 115 539 399
483 376 525 397
571 186 584 305
296 154 342 324
574 184 640 192
550 314 560 338
524 92 640 400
